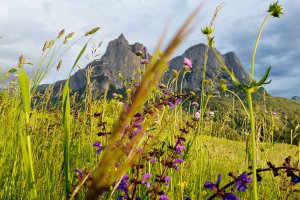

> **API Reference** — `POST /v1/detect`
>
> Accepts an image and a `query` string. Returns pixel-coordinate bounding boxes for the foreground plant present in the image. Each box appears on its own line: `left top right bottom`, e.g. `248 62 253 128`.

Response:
85 4 204 199
203 2 283 199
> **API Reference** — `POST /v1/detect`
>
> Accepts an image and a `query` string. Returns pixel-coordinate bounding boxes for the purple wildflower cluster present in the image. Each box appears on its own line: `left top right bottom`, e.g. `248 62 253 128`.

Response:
111 97 199 199
204 156 300 199
204 173 252 200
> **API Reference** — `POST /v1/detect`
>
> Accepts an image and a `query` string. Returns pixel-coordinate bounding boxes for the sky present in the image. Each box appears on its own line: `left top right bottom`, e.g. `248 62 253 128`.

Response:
0 0 299 98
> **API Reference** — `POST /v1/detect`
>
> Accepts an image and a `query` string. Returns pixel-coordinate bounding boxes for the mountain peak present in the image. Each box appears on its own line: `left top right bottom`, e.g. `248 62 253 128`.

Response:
118 33 126 40
183 43 206 54
38 34 250 97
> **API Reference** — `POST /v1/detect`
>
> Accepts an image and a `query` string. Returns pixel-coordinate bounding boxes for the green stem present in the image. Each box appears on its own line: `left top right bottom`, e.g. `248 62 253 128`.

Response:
247 91 258 200
226 89 249 118
180 71 186 94
250 14 270 82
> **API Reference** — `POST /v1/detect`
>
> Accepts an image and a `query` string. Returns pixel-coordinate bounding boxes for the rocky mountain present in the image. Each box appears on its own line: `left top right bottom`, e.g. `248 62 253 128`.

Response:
292 96 300 100
166 43 249 91
37 34 249 96
38 33 150 96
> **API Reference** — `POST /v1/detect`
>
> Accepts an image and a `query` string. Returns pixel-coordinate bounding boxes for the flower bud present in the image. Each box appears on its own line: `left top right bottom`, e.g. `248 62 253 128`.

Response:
201 26 214 35
135 51 143 57
268 2 283 18
126 89 132 94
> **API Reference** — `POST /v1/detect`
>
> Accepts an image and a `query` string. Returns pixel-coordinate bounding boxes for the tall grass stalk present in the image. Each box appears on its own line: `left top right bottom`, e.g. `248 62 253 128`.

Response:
17 69 37 199
62 42 88 196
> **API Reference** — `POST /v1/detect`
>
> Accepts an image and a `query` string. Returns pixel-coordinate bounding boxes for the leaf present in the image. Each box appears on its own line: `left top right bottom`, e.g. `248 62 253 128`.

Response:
62 79 71 195
8 68 17 73
18 69 31 123
256 66 271 86
69 43 87 76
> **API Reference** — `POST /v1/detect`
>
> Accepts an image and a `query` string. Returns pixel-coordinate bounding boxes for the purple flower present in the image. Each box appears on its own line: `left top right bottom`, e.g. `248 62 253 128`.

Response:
209 111 215 117
117 175 130 198
204 175 240 200
141 59 149 64
183 57 192 70
195 111 200 119
159 83 167 89
163 89 170 95
170 158 184 170
117 181 129 197
204 174 221 191
93 142 103 154
174 158 183 164
159 195 170 200
174 97 182 104
222 193 240 200
163 176 171 186
144 181 150 188
175 145 186 155
149 157 156 163
134 113 142 118
192 102 199 107
174 137 186 149
236 173 252 191
141 173 152 184
136 197 142 200
122 175 129 182
185 197 191 200
75 169 83 175
115 161 120 167
168 102 175 109
291 173 300 183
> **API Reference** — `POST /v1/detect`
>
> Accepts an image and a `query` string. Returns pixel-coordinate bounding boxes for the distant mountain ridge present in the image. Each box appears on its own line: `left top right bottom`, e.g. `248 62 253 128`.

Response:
292 96 300 100
37 34 249 95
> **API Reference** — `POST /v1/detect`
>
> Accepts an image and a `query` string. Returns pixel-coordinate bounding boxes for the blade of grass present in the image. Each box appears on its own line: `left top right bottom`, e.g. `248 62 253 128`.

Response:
18 69 37 199
62 42 88 197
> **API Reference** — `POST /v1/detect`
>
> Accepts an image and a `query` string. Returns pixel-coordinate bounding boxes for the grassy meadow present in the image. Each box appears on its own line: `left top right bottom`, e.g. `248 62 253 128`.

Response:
1 2 300 200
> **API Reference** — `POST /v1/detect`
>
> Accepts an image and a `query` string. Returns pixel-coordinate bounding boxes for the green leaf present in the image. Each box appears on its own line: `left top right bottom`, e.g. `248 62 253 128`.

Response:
18 69 31 123
62 79 71 196
69 43 87 76
256 66 271 86
8 68 17 73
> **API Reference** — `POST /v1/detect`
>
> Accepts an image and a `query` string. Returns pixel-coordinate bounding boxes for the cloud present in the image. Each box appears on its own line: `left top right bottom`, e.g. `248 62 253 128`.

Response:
0 0 299 98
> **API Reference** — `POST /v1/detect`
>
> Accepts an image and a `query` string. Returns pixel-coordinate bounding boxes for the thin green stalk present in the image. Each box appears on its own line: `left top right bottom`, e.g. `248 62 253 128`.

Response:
247 91 258 200
27 135 37 198
250 14 270 82
226 89 249 118
180 71 187 94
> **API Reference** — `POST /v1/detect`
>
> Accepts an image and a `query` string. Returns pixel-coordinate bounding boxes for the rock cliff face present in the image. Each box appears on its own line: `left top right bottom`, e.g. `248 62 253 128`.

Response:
37 34 249 96
37 33 149 96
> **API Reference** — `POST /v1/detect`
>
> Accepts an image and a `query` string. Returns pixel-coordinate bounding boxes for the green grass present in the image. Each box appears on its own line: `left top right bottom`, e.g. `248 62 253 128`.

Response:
1 2 299 199
0 92 299 199
0 93 297 199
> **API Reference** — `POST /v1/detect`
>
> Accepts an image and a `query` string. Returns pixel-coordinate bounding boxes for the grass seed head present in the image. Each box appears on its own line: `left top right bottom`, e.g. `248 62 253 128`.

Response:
57 29 65 39
84 27 100 36
65 32 75 39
